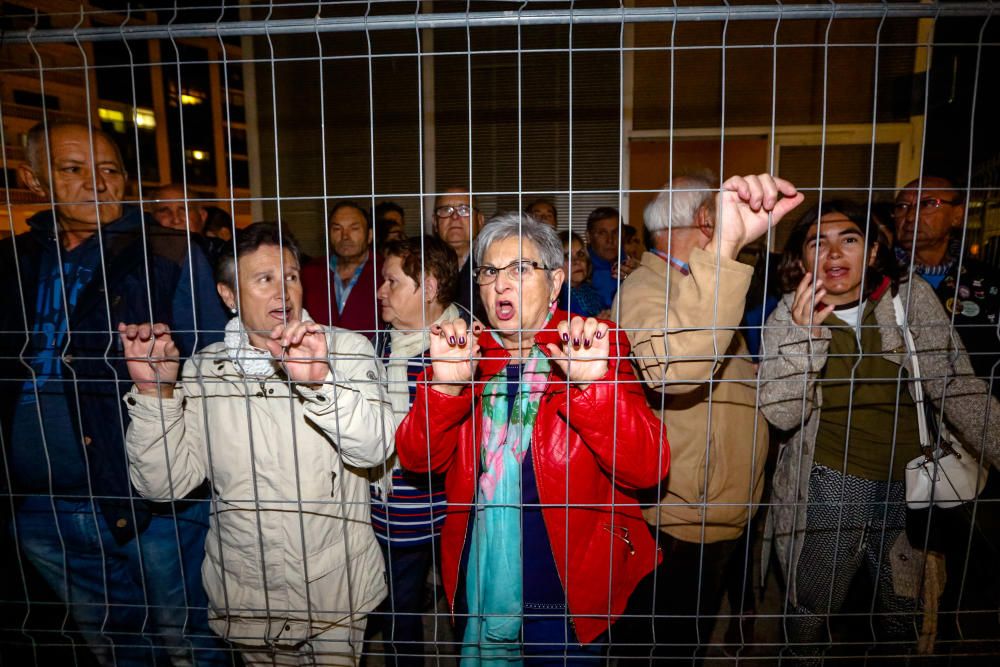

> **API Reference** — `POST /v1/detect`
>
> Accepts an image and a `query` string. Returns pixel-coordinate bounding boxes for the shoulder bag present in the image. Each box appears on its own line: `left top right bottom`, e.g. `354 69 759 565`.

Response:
894 295 987 510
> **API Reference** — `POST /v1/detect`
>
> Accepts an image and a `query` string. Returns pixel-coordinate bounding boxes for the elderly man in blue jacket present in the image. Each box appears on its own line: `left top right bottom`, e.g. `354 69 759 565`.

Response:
1 120 227 666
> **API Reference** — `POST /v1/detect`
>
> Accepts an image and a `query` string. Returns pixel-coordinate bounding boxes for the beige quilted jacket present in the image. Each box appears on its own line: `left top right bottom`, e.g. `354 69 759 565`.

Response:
124 328 396 646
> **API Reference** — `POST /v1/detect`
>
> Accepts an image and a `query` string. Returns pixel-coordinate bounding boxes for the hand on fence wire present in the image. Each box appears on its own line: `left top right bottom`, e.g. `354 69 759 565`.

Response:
611 257 641 280
118 322 180 397
265 319 330 386
715 173 804 257
791 272 835 337
429 319 483 395
544 316 611 391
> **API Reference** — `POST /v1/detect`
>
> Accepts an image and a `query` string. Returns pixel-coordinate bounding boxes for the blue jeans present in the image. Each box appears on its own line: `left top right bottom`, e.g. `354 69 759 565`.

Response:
13 495 230 667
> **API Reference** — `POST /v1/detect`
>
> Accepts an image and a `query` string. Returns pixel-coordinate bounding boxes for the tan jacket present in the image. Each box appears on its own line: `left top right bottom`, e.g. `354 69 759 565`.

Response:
613 248 768 543
124 328 395 646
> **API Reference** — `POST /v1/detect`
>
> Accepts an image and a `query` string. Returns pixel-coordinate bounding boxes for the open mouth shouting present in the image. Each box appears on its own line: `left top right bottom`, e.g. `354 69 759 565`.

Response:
494 299 517 322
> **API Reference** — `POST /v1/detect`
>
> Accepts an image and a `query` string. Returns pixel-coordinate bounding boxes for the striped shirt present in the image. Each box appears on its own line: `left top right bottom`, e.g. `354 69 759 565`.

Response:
370 333 448 545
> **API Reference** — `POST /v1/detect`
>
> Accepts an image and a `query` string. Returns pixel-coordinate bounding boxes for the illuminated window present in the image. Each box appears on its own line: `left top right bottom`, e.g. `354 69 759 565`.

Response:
180 91 205 106
98 108 124 122
98 107 126 133
134 108 156 129
188 149 210 161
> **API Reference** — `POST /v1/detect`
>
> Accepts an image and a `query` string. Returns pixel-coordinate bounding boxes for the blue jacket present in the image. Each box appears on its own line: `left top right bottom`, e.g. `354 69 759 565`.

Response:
0 206 226 543
588 247 625 311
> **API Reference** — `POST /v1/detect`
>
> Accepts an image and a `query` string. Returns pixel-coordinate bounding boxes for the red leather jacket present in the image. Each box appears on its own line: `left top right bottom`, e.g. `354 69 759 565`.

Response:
396 310 669 644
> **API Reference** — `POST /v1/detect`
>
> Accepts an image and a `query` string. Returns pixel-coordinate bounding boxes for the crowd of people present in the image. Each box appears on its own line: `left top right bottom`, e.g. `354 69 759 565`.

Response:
2 119 999 667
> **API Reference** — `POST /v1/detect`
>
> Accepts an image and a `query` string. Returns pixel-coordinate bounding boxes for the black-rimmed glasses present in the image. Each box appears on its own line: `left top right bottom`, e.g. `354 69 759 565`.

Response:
434 204 475 219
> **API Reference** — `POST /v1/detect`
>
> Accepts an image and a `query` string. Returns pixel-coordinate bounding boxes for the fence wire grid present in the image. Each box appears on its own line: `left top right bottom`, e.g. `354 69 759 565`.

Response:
2 1 999 666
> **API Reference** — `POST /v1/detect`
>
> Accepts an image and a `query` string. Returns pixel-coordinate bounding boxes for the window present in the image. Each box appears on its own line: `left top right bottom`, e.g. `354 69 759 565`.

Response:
13 90 60 111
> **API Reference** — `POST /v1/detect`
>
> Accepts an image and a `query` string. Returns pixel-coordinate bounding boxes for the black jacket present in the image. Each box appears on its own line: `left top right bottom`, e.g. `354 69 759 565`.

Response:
929 256 1000 397
455 255 488 325
0 207 223 542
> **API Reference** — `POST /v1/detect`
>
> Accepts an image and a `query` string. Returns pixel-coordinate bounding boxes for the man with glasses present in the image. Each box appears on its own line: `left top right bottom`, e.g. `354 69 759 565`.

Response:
893 176 998 388
894 175 1000 647
433 187 487 323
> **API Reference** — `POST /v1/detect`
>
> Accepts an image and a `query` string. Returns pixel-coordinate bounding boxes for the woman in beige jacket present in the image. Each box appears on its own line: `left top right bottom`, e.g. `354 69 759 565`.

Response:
119 223 396 666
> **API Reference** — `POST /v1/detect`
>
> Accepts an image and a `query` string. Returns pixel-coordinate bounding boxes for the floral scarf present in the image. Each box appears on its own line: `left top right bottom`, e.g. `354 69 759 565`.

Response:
461 318 553 666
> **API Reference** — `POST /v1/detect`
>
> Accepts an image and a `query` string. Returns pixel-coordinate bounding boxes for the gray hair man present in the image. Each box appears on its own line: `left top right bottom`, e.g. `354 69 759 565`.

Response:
4 120 226 666
433 187 487 322
611 172 803 659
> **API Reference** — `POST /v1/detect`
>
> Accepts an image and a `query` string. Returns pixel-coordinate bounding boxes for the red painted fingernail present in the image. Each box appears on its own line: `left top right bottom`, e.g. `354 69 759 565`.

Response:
458 337 466 345
562 333 569 342
596 331 605 339
573 337 580 346
449 336 456 345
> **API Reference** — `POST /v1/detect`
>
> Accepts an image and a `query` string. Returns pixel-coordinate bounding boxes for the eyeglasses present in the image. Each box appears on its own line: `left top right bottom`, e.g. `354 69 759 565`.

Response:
474 260 556 285
892 197 961 218
434 204 475 219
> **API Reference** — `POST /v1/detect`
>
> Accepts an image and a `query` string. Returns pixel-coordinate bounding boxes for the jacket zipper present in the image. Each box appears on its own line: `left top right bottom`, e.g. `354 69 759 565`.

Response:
601 524 636 555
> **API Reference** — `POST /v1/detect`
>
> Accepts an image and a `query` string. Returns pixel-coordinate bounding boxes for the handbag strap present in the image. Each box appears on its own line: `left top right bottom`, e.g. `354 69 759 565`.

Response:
893 295 932 451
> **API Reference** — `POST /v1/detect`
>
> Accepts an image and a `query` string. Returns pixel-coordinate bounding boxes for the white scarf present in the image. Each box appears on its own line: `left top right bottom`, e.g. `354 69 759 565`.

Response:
374 303 461 495
384 303 461 416
223 309 315 379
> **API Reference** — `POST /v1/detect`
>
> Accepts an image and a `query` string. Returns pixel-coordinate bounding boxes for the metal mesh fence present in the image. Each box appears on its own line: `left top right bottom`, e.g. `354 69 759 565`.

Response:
2 1 999 665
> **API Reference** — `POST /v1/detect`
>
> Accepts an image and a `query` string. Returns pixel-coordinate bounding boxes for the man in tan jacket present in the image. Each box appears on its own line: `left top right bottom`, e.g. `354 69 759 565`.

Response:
611 172 802 661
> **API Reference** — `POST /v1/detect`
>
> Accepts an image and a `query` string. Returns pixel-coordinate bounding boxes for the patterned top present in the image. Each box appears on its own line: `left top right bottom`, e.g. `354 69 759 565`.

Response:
559 281 604 317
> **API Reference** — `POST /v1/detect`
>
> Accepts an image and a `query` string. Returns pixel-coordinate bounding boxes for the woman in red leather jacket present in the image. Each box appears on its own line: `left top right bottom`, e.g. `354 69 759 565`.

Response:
396 213 669 662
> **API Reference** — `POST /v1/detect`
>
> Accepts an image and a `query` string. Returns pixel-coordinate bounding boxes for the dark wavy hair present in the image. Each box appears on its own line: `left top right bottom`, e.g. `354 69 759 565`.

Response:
382 235 459 307
777 200 898 297
215 222 302 290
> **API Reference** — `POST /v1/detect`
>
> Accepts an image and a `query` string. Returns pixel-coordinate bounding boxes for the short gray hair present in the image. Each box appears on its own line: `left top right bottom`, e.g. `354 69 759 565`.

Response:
25 120 125 178
644 172 716 233
474 212 564 275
